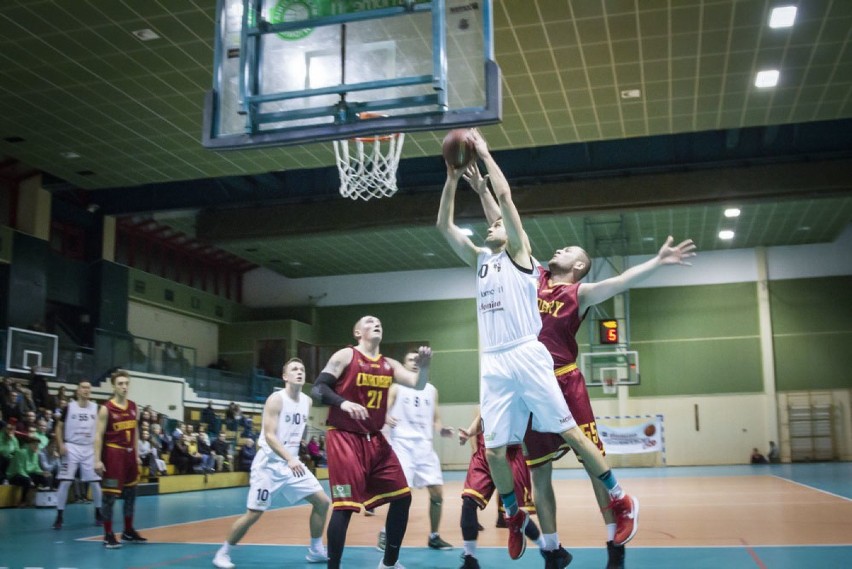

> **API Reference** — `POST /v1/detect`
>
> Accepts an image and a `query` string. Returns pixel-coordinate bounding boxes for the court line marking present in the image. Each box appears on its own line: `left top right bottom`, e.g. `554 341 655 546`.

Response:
740 538 769 569
770 474 852 502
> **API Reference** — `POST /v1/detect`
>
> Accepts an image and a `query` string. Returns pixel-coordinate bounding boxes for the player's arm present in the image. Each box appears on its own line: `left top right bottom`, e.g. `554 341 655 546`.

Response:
578 236 697 311
310 348 368 421
389 346 432 390
93 405 108 475
437 164 483 267
468 129 532 267
458 410 482 445
261 392 306 476
384 384 399 428
432 391 454 438
54 407 67 456
464 162 532 252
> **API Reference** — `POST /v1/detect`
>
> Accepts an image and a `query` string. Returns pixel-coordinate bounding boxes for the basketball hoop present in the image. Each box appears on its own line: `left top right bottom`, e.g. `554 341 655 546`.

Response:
332 113 404 201
602 376 617 395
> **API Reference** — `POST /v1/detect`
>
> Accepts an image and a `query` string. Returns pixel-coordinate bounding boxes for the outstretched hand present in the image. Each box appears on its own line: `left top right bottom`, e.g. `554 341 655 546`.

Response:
440 426 455 438
658 236 697 265
462 163 489 194
458 427 472 446
415 346 432 368
467 128 489 158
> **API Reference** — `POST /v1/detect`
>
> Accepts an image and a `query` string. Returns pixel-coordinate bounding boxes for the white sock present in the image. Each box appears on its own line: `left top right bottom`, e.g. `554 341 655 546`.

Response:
429 531 439 539
463 539 477 556
606 523 617 542
310 537 323 550
609 484 624 500
536 535 546 549
543 532 559 551
219 541 231 554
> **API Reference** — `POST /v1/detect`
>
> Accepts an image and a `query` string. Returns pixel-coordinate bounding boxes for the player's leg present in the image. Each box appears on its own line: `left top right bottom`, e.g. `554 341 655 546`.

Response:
53 455 78 529
460 496 482 568
213 509 263 569
119 451 146 543
325 430 367 569
327 509 353 569
426 484 452 549
304 490 331 562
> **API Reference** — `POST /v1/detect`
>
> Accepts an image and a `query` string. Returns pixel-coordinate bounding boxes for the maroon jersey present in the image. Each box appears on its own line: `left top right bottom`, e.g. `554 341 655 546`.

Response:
462 433 534 511
104 399 138 451
537 272 585 368
327 347 394 434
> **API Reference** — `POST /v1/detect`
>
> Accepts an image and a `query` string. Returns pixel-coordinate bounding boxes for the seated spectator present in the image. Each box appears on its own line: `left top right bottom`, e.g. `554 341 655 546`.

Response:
152 423 171 453
169 433 201 475
240 414 255 439
172 422 186 439
0 420 20 482
33 418 50 450
210 432 232 472
236 438 256 472
139 430 167 476
6 437 47 506
185 433 205 473
306 436 323 469
750 448 768 464
225 402 238 431
768 441 780 464
197 432 215 473
38 437 60 489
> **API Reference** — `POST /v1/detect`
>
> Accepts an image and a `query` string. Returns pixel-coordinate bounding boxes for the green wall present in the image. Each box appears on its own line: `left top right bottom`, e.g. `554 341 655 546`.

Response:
127 268 248 323
770 276 852 390
628 282 763 396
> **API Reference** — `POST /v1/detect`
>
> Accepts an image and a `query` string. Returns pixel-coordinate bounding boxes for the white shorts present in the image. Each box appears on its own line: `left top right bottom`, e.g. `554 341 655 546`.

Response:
480 339 577 448
58 442 101 482
246 450 324 511
389 437 443 489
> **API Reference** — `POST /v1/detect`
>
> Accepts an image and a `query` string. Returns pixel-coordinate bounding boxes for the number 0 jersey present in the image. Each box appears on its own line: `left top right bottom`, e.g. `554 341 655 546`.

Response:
104 399 138 451
327 347 393 434
257 390 310 460
388 383 437 442
476 249 543 352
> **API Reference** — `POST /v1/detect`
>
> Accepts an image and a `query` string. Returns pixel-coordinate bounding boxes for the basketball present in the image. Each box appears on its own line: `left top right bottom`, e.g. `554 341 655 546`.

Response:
442 129 475 168
644 424 656 437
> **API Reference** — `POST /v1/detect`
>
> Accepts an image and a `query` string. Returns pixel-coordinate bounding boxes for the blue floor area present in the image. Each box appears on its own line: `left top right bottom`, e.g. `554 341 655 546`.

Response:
1 463 850 568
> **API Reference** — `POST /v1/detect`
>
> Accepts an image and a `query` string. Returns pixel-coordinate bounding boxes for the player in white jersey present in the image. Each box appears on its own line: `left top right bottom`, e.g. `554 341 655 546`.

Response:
52 379 103 530
377 350 454 552
437 129 638 566
213 359 331 569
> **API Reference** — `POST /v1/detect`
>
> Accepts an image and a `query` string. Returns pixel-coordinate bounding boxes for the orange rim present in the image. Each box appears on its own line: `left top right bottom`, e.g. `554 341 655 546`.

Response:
353 112 398 143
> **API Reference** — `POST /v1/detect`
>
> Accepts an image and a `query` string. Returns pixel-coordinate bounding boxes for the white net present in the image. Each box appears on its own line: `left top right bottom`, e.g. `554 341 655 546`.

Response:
332 132 405 201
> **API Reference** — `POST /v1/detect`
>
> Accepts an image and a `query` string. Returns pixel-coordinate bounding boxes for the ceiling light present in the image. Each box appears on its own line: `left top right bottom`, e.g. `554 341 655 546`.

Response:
60 151 80 159
755 70 779 88
620 89 641 99
724 208 741 218
460 227 474 236
797 226 811 231
769 6 797 28
718 230 735 240
131 29 160 41
642 237 655 242
289 261 302 266
423 252 436 257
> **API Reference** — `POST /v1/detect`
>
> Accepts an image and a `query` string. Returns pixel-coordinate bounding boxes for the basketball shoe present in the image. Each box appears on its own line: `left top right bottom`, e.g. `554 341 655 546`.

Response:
606 494 639 546
504 509 529 560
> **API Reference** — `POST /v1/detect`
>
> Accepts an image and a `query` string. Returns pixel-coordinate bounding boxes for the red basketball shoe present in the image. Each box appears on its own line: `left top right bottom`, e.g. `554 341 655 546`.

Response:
504 509 529 559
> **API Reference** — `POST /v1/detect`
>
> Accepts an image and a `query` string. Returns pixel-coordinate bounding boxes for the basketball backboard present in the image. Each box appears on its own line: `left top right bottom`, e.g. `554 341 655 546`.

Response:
580 350 640 387
5 327 59 377
203 0 500 149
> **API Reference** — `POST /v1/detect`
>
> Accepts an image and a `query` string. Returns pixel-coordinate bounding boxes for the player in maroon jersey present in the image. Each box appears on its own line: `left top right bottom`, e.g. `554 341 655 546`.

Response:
458 410 544 569
94 370 147 549
528 238 695 569
311 315 431 569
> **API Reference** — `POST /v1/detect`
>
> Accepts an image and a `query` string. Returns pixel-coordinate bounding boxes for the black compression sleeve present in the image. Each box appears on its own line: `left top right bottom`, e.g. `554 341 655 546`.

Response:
311 372 346 407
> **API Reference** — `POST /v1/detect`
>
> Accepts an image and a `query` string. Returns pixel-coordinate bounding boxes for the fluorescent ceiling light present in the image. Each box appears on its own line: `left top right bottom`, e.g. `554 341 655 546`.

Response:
769 6 797 28
718 230 735 240
131 29 160 41
460 227 474 236
724 208 741 218
755 70 780 88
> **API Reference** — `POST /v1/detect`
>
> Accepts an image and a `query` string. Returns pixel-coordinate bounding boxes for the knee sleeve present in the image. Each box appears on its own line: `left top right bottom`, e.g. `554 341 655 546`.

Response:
461 496 480 541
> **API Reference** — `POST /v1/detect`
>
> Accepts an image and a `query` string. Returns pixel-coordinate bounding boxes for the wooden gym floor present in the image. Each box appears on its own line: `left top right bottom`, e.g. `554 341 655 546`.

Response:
0 463 849 568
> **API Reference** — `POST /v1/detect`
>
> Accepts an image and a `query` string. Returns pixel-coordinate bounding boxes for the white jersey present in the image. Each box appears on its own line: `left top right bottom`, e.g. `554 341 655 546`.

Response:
62 400 99 445
476 249 542 352
388 383 437 442
257 390 309 461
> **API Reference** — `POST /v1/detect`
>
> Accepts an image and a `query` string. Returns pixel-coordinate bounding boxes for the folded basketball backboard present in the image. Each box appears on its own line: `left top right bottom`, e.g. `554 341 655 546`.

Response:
203 0 500 149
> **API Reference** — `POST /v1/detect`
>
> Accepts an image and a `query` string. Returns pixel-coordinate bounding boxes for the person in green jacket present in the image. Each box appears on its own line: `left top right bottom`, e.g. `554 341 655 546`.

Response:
6 437 47 507
0 420 20 482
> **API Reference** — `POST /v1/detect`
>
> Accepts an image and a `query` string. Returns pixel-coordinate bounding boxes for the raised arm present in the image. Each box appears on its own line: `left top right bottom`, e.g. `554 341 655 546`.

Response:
579 236 697 311
463 163 500 225
437 164 482 267
389 346 432 390
467 129 532 268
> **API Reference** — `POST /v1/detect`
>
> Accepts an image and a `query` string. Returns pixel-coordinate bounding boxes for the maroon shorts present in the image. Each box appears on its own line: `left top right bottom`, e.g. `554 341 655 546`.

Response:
101 445 139 495
462 443 534 512
524 366 605 468
326 429 409 512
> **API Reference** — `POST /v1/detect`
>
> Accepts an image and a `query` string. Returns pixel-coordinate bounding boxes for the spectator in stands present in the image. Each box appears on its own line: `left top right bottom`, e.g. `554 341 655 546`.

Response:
139 430 167 476
240 414 255 439
19 388 37 416
0 419 20 482
169 433 200 475
211 432 232 472
185 423 196 438
6 436 48 506
33 419 50 450
201 401 218 436
306 436 323 469
226 402 238 431
236 438 256 472
2 389 22 425
172 422 186 439
38 436 61 489
152 423 171 453
186 433 205 472
197 432 215 473
28 371 49 410
750 448 768 464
